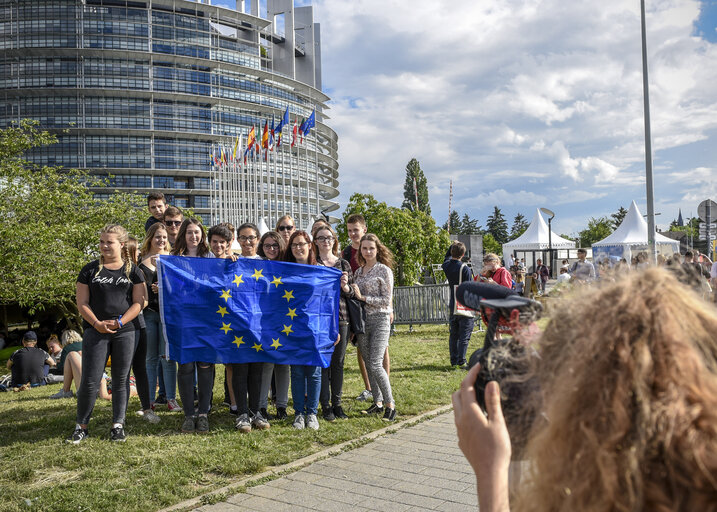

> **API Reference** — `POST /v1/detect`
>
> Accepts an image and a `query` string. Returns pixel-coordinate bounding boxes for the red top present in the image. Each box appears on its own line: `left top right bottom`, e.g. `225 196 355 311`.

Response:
474 266 512 288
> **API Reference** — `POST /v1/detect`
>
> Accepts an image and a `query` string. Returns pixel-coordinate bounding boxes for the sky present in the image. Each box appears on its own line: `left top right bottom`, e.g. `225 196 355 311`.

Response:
289 0 717 236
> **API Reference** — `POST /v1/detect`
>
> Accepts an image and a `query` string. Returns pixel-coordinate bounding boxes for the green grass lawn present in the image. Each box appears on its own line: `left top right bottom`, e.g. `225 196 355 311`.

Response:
0 324 485 512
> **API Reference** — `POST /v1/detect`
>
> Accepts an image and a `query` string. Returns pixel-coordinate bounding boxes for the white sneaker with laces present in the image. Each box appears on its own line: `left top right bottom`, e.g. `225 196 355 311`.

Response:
166 398 182 412
292 414 305 430
306 414 319 430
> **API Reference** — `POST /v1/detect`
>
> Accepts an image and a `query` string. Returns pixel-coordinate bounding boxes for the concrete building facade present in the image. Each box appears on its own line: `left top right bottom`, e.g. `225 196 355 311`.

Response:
0 0 338 228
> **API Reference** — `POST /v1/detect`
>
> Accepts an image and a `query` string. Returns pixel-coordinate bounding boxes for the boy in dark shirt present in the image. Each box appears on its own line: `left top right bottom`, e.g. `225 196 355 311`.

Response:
442 242 474 367
7 331 55 387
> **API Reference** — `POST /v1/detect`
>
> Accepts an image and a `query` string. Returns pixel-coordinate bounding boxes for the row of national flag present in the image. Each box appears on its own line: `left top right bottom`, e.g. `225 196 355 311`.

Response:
211 106 316 166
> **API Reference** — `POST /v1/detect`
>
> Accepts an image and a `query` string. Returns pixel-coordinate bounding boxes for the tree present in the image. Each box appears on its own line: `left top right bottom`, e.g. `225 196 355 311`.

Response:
443 210 462 233
0 120 146 326
578 217 613 247
509 213 529 240
339 193 449 285
482 233 502 256
486 206 509 245
401 158 430 215
461 214 482 235
610 206 628 230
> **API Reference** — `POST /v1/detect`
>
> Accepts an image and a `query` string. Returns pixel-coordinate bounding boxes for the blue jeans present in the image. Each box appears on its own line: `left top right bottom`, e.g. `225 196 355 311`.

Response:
449 315 474 366
290 365 321 416
144 309 177 401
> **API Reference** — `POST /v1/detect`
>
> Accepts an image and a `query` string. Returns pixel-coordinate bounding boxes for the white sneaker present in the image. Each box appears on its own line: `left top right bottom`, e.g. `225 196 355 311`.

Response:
142 410 161 424
355 389 373 401
50 389 74 399
235 413 251 433
166 399 182 412
306 414 319 430
292 414 305 430
251 412 270 430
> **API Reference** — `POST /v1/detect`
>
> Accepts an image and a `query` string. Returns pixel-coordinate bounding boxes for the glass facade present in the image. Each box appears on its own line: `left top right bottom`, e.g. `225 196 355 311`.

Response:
0 0 339 227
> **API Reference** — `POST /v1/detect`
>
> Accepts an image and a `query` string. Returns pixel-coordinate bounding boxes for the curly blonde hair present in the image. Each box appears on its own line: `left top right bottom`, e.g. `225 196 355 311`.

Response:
514 268 717 511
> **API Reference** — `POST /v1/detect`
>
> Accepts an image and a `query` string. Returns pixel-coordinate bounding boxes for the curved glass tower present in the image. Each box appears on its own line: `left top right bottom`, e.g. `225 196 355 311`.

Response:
0 0 339 228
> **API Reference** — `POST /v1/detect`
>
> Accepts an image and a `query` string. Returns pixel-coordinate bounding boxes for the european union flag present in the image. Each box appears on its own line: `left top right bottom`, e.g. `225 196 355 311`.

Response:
158 256 341 367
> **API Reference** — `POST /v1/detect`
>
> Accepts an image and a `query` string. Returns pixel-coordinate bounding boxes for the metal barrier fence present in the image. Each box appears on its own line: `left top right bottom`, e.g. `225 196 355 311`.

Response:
392 284 451 326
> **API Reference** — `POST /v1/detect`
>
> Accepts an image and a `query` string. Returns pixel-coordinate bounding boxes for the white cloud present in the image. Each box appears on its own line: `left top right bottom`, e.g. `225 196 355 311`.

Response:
312 0 717 229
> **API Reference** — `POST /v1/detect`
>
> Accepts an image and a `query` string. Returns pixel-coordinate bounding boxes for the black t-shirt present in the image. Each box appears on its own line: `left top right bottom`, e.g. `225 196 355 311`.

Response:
145 216 162 232
77 260 145 331
139 262 159 311
10 347 50 386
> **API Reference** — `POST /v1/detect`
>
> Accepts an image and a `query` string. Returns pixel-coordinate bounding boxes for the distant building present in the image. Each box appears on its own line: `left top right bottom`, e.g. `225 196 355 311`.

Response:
0 0 339 227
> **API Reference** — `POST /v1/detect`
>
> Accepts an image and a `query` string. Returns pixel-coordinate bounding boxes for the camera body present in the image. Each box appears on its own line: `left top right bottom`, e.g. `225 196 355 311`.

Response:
459 291 542 457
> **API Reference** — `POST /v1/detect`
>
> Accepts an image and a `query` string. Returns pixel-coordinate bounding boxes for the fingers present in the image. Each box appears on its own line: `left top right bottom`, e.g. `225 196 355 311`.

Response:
485 381 506 425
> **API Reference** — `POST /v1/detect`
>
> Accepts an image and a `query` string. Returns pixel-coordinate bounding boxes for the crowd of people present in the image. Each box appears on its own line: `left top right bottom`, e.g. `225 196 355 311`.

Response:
2 192 397 442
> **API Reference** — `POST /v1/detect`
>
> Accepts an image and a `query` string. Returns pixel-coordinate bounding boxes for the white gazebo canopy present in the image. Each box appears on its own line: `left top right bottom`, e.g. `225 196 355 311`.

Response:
503 209 576 254
593 200 679 248
592 200 679 260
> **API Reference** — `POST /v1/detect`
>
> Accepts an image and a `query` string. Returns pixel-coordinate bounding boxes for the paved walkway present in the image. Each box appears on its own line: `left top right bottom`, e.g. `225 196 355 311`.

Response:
197 411 477 511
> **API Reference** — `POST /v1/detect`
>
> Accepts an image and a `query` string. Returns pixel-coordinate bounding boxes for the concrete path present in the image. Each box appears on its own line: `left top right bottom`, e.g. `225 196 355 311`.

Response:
197 411 478 511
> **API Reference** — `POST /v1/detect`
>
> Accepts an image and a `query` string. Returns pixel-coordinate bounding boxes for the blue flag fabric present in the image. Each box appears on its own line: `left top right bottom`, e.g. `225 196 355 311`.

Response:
158 256 341 367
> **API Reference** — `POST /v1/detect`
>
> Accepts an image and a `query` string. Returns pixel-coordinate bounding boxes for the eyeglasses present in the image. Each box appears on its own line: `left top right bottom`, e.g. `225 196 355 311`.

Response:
238 235 257 242
315 236 334 243
165 220 182 226
291 242 309 249
278 225 295 232
262 243 280 251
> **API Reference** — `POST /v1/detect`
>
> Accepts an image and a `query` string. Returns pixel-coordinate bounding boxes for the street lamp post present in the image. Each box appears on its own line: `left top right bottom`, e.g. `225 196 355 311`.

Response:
540 208 555 278
641 0 657 263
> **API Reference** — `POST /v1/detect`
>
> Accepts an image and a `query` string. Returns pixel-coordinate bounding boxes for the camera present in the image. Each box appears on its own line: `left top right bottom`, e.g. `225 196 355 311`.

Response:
456 283 543 456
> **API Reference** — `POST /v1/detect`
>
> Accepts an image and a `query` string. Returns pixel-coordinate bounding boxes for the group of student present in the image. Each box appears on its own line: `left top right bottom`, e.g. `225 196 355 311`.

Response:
66 192 397 444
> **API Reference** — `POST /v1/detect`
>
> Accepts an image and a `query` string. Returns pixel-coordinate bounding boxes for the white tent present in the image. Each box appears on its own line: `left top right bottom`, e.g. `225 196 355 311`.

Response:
503 209 576 254
592 200 679 262
502 209 576 272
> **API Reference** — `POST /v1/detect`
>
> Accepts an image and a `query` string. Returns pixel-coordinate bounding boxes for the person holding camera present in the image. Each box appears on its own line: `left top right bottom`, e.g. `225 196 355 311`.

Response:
442 242 474 368
453 268 717 511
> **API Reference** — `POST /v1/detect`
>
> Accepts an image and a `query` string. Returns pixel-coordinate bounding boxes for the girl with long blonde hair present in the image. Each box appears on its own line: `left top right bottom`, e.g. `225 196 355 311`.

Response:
68 224 146 444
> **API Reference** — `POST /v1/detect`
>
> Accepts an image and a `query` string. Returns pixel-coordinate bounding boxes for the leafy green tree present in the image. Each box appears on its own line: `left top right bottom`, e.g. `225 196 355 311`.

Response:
339 193 449 285
482 233 502 255
610 206 628 230
486 206 509 245
443 210 462 233
509 213 529 239
578 217 613 247
0 120 146 326
401 158 431 215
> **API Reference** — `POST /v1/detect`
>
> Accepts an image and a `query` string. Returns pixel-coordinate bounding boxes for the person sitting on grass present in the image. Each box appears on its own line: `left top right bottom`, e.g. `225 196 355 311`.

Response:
49 329 84 399
7 331 55 388
7 331 55 387
453 268 717 512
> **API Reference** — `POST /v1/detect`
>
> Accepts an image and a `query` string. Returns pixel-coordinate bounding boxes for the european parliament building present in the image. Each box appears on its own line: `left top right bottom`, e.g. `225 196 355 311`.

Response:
0 0 339 228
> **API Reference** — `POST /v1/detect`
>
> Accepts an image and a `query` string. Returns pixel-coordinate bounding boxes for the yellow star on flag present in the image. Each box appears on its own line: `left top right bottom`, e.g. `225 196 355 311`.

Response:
286 308 297 320
220 322 232 334
252 268 263 281
251 342 263 352
270 275 283 287
232 336 245 348
232 274 244 286
271 338 282 350
220 289 231 302
281 324 293 336
216 305 228 317
282 289 294 302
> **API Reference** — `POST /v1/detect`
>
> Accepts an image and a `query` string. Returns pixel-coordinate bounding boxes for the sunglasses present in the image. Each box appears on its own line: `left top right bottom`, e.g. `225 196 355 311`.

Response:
165 220 182 226
278 225 295 232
